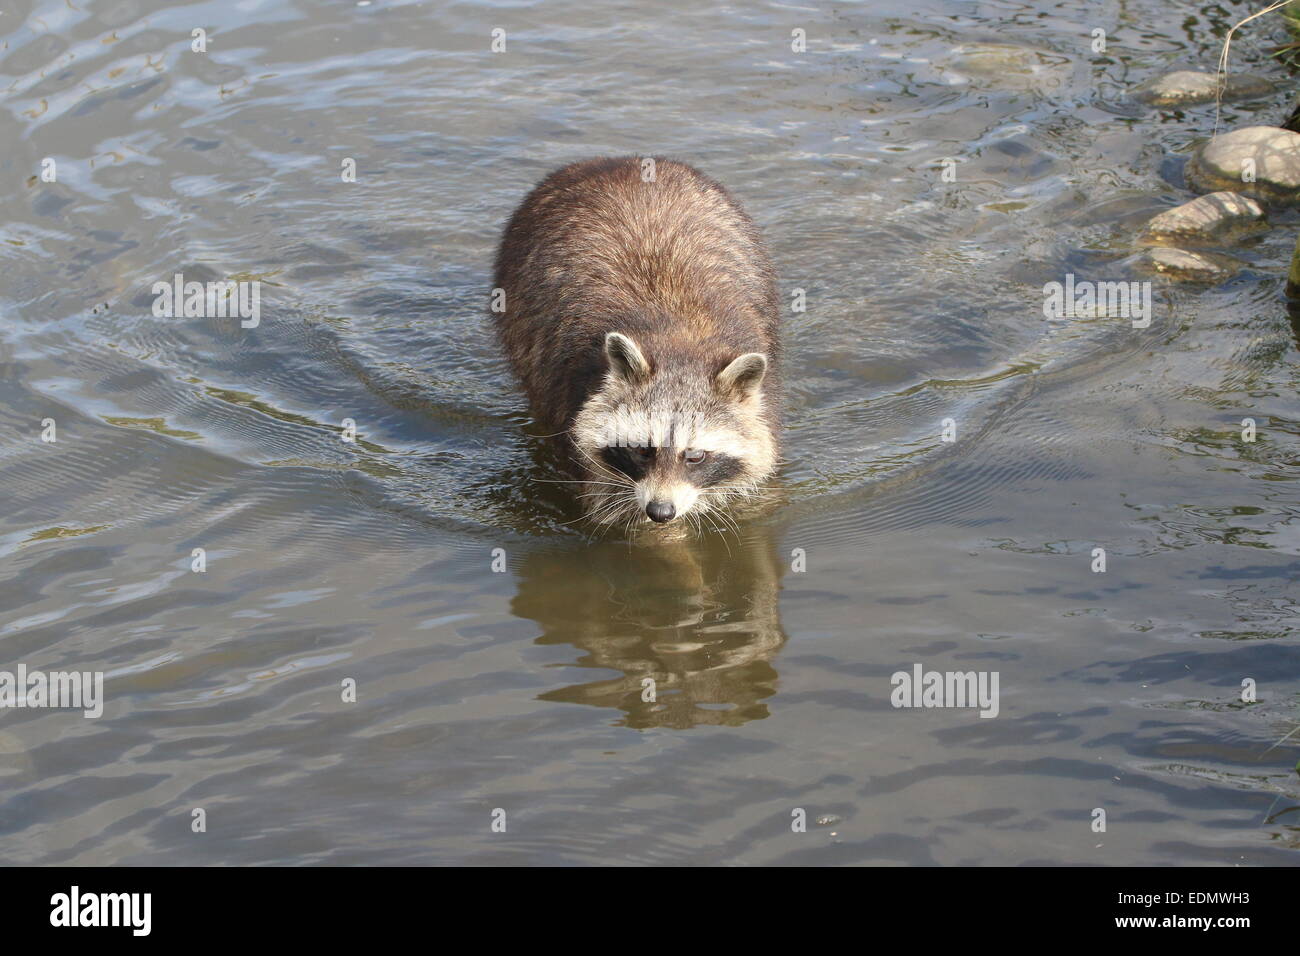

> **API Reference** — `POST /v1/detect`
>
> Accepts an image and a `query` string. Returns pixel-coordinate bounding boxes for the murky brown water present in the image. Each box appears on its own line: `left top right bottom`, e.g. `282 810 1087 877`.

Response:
1 0 1298 865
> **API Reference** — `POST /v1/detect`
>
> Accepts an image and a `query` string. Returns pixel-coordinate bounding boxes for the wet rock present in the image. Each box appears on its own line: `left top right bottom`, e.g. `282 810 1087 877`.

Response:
1131 70 1274 108
944 43 1074 93
1138 191 1267 247
1135 247 1245 283
1184 126 1300 204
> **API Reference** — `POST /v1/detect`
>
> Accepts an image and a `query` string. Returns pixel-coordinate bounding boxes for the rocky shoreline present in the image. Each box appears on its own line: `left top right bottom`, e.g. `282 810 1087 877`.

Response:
1125 68 1300 290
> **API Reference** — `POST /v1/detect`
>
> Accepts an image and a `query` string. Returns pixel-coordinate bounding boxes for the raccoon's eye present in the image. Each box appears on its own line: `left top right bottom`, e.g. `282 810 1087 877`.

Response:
683 449 708 465
632 446 655 460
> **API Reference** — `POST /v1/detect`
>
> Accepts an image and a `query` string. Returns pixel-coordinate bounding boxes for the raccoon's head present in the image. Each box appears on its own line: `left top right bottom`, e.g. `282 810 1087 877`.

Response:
569 331 777 529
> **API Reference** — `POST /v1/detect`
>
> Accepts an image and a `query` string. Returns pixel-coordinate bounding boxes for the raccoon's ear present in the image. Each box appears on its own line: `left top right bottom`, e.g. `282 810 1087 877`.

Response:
716 352 767 400
605 332 651 384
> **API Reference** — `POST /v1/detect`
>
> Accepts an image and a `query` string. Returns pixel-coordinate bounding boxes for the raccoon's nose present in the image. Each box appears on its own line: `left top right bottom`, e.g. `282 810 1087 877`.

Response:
646 500 676 523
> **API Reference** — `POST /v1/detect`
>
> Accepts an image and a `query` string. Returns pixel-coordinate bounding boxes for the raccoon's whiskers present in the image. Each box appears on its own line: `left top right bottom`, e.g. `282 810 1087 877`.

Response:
533 477 629 488
708 502 741 536
621 509 643 545
697 506 732 556
698 495 740 542
582 486 641 528
569 444 635 489
579 493 632 542
583 493 635 524
557 489 633 530
561 443 646 536
697 488 748 540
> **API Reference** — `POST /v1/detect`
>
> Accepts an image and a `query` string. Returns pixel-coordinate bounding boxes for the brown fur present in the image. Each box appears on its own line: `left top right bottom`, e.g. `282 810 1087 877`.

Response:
492 156 781 527
493 156 780 432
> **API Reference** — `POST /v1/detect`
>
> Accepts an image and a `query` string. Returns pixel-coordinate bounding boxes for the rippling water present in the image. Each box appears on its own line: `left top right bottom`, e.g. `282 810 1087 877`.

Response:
1 0 1298 865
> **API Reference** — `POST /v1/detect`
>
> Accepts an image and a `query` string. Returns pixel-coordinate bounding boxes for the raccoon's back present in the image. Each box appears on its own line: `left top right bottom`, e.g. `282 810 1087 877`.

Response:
492 157 779 428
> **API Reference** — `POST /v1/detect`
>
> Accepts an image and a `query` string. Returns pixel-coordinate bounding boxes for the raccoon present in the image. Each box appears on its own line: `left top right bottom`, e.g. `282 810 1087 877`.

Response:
493 156 780 529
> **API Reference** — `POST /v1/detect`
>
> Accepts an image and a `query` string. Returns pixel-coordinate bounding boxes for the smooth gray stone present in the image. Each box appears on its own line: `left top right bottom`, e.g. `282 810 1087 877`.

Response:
1139 191 1268 246
945 43 1073 93
1132 70 1274 107
1135 246 1245 282
1184 126 1300 204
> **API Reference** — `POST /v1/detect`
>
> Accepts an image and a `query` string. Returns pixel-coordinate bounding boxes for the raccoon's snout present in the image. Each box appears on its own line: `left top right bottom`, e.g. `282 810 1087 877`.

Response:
646 500 676 523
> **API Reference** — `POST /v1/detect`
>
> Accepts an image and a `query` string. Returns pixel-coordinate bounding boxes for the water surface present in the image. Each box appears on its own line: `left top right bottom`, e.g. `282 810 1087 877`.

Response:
1 0 1298 865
